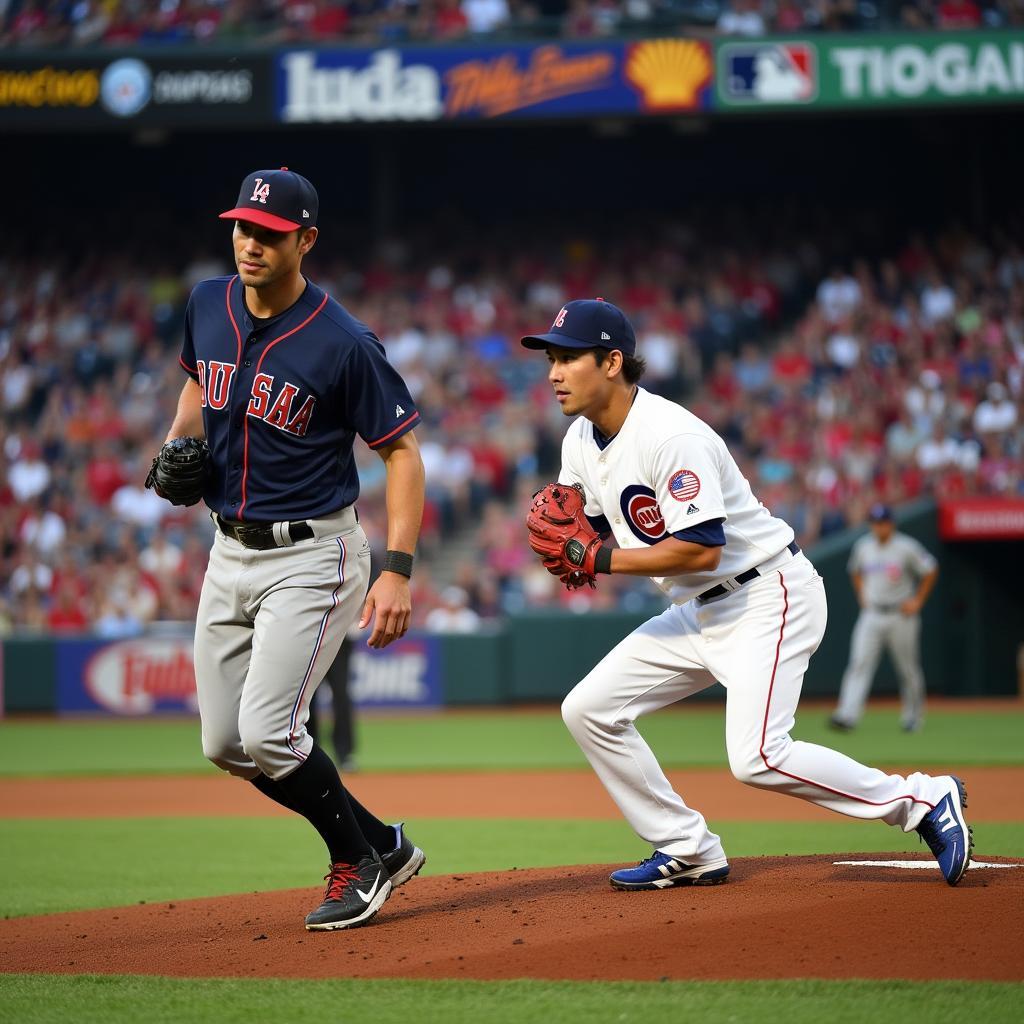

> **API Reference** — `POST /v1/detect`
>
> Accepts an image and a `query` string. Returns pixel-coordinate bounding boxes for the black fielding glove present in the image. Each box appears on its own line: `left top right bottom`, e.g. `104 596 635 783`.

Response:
144 436 211 507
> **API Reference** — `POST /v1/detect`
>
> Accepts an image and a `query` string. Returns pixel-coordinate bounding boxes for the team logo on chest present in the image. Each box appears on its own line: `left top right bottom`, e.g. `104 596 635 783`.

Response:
196 360 317 437
620 484 667 544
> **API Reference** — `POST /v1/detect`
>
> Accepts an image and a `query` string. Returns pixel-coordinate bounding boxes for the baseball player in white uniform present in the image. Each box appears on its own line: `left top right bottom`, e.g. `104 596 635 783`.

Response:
521 299 972 889
831 504 938 733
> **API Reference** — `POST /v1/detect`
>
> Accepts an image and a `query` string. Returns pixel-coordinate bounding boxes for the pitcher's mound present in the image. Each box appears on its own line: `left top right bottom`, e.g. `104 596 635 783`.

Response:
2 855 1021 982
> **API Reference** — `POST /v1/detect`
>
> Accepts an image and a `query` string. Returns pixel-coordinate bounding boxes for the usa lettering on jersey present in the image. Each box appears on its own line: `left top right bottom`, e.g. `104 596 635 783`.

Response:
197 360 317 437
198 361 236 410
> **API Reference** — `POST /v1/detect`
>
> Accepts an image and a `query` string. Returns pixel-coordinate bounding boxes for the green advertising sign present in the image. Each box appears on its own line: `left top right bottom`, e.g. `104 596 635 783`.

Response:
716 30 1024 111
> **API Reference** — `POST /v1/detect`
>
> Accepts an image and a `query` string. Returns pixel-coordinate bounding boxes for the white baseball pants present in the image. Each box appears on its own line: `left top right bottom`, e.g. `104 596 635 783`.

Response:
561 552 949 863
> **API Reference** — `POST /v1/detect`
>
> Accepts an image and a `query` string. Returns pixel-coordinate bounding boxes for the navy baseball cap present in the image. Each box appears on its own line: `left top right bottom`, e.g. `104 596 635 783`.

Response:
521 298 637 356
219 167 318 232
868 503 893 522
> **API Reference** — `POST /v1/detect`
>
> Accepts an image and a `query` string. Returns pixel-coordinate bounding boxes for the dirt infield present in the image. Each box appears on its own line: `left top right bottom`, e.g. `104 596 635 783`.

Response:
2 856 1021 981
2 766 1021 820
3 762 1022 983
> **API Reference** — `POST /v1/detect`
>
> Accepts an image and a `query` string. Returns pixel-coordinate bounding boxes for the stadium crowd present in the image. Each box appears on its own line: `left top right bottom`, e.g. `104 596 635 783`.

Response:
1 210 1021 632
1 0 1020 49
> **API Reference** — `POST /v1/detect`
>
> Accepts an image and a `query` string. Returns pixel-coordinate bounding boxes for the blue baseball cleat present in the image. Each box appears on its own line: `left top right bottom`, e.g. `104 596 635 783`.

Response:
609 852 730 891
917 776 973 886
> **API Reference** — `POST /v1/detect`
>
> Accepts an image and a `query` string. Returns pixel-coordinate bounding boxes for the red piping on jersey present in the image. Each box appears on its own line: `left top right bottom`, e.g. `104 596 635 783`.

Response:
237 290 329 520
757 570 935 812
225 276 243 362
179 354 198 377
368 410 421 448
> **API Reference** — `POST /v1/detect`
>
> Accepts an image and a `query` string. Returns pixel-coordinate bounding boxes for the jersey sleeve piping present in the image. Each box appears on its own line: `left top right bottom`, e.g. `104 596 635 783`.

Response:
367 410 421 449
179 354 199 379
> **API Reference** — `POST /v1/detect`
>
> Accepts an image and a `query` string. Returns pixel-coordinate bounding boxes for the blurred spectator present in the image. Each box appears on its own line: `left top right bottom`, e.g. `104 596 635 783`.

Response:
936 0 983 27
716 0 767 35
1 208 1022 632
463 0 510 31
817 266 862 325
94 597 145 639
425 585 482 632
972 381 1018 435
0 0 1013 48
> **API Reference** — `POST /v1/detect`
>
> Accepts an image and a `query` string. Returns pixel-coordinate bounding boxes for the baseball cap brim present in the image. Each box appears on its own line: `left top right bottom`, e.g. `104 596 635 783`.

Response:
521 332 604 351
219 208 302 232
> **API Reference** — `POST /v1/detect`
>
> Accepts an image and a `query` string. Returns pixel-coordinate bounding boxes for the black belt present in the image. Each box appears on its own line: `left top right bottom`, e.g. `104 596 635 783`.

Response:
697 541 800 603
870 603 901 613
215 515 314 550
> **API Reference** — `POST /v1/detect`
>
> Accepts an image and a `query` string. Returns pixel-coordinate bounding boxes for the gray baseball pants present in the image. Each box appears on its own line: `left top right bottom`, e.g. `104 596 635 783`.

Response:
194 507 370 781
835 608 925 727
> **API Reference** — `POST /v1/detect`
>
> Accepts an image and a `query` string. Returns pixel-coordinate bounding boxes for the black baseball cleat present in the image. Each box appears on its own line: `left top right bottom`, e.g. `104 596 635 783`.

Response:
304 851 392 930
828 715 855 732
381 822 426 888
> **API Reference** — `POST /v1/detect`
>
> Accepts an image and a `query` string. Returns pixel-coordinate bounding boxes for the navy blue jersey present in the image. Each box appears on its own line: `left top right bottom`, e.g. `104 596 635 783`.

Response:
180 275 419 522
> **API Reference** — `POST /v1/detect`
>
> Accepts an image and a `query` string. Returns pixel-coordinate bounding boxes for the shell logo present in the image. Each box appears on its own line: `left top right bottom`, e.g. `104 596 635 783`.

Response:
85 638 198 715
625 39 712 111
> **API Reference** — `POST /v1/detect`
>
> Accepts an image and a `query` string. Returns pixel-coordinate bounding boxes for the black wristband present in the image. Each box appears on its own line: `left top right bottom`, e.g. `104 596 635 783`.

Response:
594 546 613 575
382 549 414 578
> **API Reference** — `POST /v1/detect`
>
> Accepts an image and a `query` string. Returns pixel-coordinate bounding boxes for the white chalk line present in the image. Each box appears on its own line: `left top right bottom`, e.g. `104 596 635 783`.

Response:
833 860 1021 870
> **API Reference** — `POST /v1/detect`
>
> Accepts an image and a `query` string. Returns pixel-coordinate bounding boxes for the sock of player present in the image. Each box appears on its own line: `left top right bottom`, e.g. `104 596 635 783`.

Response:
343 790 399 855
251 772 395 857
249 772 300 813
272 743 373 865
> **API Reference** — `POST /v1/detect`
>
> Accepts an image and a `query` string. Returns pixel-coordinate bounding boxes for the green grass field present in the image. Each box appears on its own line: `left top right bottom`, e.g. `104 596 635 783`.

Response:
1 703 1021 776
2 703 1021 1021
1 976 1021 1024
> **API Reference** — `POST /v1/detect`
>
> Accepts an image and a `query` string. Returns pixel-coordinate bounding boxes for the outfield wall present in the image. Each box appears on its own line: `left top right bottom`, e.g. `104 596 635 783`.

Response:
2 499 1020 714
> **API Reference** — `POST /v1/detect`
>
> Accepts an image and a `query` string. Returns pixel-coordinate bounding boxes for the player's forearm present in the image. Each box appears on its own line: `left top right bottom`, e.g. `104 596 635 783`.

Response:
609 539 722 577
166 379 205 441
379 434 425 557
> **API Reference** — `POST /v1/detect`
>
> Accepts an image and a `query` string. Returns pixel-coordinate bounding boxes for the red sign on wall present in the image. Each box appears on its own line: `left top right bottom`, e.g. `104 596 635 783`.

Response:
938 499 1024 541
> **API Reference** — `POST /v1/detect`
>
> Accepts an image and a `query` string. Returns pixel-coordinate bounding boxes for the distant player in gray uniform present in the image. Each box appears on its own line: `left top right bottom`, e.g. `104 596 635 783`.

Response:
830 504 939 733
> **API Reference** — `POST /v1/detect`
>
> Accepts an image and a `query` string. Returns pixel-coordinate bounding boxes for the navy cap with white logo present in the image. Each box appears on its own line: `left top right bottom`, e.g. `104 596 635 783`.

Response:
868 503 893 522
521 298 637 356
219 167 318 232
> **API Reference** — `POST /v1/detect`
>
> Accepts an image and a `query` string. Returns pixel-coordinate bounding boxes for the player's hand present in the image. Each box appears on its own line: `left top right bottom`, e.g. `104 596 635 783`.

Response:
900 597 922 616
360 572 412 649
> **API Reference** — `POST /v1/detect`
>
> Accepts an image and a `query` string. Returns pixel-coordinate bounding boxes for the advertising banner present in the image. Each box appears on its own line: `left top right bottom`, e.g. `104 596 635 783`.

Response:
276 39 715 123
57 635 199 715
348 634 442 709
938 498 1024 541
0 52 273 127
55 632 441 715
716 31 1024 111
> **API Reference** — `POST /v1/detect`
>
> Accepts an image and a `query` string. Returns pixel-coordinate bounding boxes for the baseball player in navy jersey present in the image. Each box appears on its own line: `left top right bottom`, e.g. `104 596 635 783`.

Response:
831 503 939 733
521 299 973 889
156 168 426 930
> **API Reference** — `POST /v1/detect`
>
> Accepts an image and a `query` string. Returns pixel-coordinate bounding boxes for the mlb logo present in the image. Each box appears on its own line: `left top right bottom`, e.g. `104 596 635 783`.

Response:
719 43 817 104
